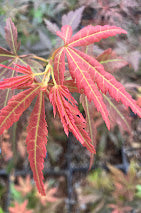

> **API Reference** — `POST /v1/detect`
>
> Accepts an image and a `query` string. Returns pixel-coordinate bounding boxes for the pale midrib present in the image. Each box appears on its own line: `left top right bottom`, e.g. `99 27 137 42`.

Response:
18 58 42 81
58 90 86 145
66 48 108 121
34 91 43 194
65 27 70 44
85 96 94 144
103 93 130 130
0 60 14 78
56 48 64 84
69 48 138 113
0 86 39 128
9 23 17 55
0 54 14 57
100 59 124 64
4 59 18 107
68 29 123 46
4 69 15 107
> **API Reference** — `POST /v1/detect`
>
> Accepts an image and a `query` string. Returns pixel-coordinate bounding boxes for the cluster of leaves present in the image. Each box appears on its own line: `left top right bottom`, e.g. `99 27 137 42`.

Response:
77 161 141 213
8 175 60 213
0 15 141 197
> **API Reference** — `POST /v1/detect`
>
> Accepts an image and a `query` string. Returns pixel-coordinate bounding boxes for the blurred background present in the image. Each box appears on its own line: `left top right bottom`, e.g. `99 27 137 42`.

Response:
0 0 141 212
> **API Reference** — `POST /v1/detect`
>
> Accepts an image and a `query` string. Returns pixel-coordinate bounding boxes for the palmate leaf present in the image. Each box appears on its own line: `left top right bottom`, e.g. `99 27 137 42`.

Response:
70 48 141 118
0 86 40 135
49 85 95 153
55 24 141 130
26 90 48 196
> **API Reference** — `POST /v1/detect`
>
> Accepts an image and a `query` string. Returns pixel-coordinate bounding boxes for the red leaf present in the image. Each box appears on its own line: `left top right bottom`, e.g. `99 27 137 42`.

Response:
0 62 17 109
56 25 72 44
0 63 34 89
26 90 48 196
5 18 20 54
67 25 127 47
53 47 66 84
65 47 110 129
69 48 141 118
49 85 95 153
0 75 33 90
0 86 40 135
0 63 33 75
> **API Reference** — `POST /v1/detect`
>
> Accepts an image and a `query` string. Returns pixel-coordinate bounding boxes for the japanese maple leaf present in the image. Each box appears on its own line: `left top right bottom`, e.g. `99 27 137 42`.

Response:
0 19 141 199
14 175 33 196
9 200 33 213
36 181 59 206
53 25 141 130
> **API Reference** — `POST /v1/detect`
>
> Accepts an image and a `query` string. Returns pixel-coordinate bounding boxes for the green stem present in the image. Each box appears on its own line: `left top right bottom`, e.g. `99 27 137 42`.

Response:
32 55 49 63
